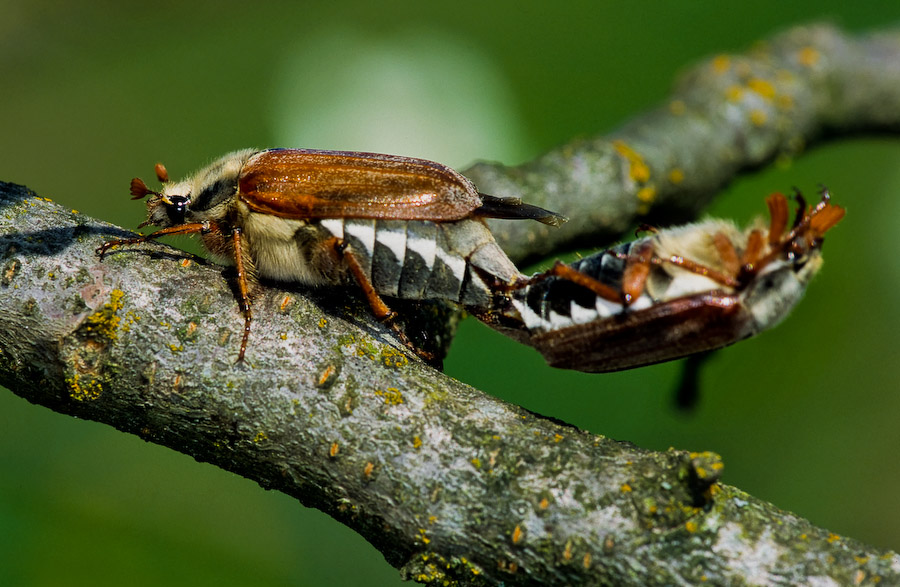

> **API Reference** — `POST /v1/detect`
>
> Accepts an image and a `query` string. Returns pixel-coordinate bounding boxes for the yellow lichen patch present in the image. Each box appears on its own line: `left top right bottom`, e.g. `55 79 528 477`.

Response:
750 109 768 126
553 433 563 443
685 520 698 533
538 497 549 510
180 258 191 268
796 46 820 67
827 533 841 544
612 140 650 183
563 541 573 561
412 435 422 449
380 347 408 369
82 289 125 341
318 317 327 328
746 78 776 99
582 553 592 569
620 483 632 493
253 431 268 443
66 373 103 402
418 528 431 545
329 442 339 458
668 168 685 185
374 387 404 405
363 461 375 479
669 99 686 115
470 457 482 469
711 54 730 74
855 555 870 565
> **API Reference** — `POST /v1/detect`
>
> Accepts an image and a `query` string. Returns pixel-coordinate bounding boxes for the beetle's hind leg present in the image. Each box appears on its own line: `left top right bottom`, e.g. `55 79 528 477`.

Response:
336 242 435 363
503 245 655 308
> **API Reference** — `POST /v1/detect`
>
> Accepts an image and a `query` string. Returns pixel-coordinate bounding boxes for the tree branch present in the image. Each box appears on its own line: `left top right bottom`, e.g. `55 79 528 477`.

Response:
3 22 900 586
472 23 900 264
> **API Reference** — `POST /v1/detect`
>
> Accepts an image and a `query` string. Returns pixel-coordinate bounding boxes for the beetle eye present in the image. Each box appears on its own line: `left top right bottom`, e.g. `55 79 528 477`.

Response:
166 195 190 225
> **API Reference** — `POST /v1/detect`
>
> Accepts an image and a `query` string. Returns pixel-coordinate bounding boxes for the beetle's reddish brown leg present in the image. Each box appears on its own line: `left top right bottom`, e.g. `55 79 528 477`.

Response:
620 241 653 304
96 223 211 259
511 261 624 304
231 227 254 363
338 244 433 361
740 230 764 269
712 232 740 277
652 255 740 288
341 249 397 323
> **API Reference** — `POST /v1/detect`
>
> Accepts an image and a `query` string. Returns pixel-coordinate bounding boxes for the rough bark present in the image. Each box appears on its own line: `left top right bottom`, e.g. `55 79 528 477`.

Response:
3 22 900 586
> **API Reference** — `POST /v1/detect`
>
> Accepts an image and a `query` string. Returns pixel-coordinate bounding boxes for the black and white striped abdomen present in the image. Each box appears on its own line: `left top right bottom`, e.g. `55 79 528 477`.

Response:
511 240 667 333
319 217 521 308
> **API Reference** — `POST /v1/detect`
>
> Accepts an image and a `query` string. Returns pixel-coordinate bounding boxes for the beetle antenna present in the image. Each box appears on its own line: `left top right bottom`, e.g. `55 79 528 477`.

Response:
155 163 170 183
130 177 160 200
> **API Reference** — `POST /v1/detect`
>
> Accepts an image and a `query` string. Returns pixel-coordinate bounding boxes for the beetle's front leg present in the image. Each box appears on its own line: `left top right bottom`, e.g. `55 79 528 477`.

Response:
96 222 213 259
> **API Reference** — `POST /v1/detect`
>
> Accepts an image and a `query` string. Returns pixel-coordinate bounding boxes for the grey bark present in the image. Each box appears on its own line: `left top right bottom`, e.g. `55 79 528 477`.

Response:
2 23 900 586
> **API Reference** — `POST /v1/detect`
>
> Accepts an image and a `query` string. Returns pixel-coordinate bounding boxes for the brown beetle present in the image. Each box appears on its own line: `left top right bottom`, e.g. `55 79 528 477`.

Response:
97 148 565 361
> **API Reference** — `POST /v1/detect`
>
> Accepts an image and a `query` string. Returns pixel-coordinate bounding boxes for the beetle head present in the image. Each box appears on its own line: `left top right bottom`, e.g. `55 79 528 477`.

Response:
741 188 844 331
129 149 257 229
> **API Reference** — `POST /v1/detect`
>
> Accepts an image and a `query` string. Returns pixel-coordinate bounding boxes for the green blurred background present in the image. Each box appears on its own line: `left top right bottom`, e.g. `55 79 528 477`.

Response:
2 1 899 585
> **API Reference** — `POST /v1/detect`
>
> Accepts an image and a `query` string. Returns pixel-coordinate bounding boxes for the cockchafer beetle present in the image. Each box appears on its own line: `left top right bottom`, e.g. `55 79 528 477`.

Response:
492 189 845 372
96 148 568 361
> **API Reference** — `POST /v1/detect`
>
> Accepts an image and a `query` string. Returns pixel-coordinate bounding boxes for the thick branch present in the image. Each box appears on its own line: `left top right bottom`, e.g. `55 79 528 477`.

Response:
2 187 897 585
4 22 900 586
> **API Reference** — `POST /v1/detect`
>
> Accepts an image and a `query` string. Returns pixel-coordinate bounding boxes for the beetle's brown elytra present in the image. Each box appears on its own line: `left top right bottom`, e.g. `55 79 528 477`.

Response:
98 149 842 371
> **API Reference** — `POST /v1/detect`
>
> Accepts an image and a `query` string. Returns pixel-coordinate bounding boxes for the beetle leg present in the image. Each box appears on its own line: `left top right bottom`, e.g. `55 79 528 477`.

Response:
231 227 254 363
338 243 433 361
341 247 397 323
712 232 740 277
621 241 653 305
96 222 211 259
510 260 624 304
740 229 764 268
651 255 740 288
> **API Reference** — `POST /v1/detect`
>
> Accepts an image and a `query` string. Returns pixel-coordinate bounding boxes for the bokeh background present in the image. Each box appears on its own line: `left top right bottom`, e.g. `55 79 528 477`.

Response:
2 1 900 585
